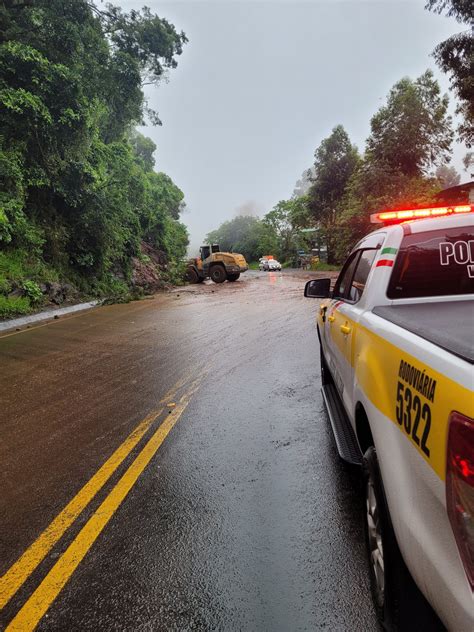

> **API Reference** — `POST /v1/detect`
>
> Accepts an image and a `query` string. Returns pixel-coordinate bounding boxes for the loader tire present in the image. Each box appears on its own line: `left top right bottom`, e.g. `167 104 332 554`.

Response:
210 265 226 283
185 267 199 283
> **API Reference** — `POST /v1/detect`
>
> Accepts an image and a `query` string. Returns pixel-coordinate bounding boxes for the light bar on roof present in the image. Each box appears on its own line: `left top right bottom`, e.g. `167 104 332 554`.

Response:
370 204 473 225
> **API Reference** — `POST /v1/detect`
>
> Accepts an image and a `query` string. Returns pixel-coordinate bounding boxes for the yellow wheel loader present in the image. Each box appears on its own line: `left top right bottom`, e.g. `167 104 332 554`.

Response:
186 244 248 284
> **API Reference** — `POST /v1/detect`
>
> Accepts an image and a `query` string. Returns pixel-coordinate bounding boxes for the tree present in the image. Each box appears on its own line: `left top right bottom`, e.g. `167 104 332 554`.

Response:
205 215 263 261
129 129 157 171
0 0 189 302
463 152 474 177
292 168 314 198
435 164 461 188
204 200 310 264
92 4 188 127
263 203 297 262
335 164 440 262
366 71 453 176
262 197 310 261
255 222 279 258
97 4 187 85
331 72 452 261
426 1 474 145
307 125 360 263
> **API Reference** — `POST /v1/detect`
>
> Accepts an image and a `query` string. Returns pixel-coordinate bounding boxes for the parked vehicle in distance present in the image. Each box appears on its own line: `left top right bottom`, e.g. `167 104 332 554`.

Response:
264 259 281 271
304 203 474 632
259 255 276 270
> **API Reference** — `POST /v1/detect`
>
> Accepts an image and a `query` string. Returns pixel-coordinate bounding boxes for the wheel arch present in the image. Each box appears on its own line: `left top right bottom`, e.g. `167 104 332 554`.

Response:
209 262 226 271
355 402 374 454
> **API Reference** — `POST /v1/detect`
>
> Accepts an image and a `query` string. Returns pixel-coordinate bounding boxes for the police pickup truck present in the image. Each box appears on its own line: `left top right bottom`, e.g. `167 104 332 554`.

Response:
304 205 474 631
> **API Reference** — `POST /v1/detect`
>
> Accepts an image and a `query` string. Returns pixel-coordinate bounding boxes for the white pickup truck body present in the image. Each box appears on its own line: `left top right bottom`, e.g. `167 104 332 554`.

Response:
308 210 474 630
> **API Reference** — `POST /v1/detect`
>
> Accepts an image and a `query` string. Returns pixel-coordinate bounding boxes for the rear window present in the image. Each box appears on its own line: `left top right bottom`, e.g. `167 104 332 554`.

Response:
387 226 474 299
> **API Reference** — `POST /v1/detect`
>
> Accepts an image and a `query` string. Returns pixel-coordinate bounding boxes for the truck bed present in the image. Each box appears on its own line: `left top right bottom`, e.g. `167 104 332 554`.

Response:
372 300 474 365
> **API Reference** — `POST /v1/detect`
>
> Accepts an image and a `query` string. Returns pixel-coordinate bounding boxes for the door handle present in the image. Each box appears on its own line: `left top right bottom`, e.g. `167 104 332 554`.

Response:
340 323 351 335
328 315 335 323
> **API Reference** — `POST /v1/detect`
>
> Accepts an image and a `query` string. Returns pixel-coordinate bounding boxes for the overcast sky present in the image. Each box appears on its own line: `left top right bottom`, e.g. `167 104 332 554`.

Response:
120 0 465 252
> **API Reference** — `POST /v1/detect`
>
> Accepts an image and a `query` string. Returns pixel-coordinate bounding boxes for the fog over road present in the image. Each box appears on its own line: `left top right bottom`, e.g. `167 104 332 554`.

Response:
0 271 377 631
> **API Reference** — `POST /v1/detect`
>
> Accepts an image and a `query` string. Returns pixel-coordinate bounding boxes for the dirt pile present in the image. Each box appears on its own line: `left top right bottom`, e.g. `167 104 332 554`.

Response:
131 242 170 293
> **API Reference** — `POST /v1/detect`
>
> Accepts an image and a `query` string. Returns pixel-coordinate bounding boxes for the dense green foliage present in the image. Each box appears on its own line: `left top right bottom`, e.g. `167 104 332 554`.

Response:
365 72 453 175
463 152 474 177
205 197 312 264
205 216 263 262
435 164 461 188
307 71 453 262
261 197 310 262
426 0 474 146
0 0 188 316
307 125 360 263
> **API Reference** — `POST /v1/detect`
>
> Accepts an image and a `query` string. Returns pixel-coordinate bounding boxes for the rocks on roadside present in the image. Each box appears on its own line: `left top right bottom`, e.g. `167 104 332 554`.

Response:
4 240 171 313
38 282 78 305
130 242 170 294
7 287 24 299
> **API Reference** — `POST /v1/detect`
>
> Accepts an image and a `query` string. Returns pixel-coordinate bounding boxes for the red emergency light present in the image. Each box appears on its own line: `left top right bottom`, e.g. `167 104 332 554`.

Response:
370 204 474 225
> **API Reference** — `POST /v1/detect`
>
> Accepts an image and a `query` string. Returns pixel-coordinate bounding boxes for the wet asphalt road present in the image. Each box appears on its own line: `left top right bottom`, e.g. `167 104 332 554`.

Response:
0 270 378 631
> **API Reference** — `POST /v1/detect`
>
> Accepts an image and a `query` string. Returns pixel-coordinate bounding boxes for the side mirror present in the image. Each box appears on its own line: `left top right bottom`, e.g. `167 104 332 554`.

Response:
304 278 331 298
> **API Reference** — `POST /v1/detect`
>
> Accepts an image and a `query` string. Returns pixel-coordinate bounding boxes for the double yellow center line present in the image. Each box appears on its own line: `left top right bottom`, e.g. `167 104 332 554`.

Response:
1 375 200 630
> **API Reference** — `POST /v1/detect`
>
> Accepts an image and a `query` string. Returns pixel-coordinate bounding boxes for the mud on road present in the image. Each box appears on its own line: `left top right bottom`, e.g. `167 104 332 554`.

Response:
0 270 377 631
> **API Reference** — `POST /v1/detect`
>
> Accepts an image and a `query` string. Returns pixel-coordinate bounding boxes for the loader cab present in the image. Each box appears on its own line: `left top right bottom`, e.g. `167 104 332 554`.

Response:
200 244 221 261
200 245 211 260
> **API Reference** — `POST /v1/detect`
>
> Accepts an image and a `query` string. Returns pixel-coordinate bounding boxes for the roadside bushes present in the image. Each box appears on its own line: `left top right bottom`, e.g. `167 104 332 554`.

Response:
21 280 43 304
0 295 31 318
0 1 189 317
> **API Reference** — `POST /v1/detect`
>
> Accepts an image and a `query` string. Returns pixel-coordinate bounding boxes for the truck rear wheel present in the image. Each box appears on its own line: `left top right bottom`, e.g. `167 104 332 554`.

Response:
210 265 226 283
227 273 240 282
362 446 443 631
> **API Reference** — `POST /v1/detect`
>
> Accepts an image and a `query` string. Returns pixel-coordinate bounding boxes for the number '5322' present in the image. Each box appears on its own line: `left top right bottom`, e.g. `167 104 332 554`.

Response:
395 381 431 457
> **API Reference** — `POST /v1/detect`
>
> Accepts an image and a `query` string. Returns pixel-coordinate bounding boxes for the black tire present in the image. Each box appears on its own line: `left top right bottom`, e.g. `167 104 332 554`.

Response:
227 273 240 282
362 447 443 631
210 265 226 283
185 267 199 283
